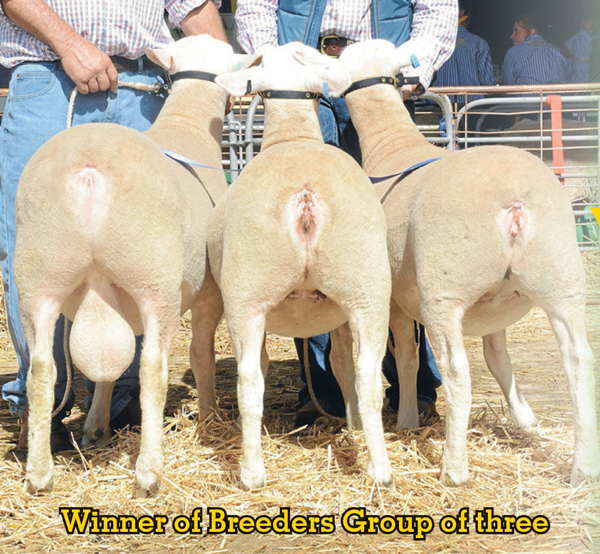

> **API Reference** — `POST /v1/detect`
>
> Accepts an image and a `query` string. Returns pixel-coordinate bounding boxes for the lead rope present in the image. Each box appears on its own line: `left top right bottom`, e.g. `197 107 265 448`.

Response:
66 80 164 128
51 319 73 419
302 338 345 424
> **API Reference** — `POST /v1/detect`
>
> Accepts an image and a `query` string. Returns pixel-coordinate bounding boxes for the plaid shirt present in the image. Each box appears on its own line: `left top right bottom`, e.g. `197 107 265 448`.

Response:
0 0 220 68
236 0 457 89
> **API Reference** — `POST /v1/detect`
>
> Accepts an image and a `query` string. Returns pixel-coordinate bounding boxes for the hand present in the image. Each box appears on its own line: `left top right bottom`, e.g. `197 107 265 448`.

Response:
59 35 118 94
400 83 418 101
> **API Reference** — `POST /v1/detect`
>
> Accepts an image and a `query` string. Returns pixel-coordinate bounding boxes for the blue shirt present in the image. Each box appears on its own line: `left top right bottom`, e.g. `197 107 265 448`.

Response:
501 34 572 85
435 24 496 102
565 28 598 83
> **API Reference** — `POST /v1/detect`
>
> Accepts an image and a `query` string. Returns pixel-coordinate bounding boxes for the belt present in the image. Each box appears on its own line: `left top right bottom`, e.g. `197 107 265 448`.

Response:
60 54 162 73
318 35 355 57
109 54 162 72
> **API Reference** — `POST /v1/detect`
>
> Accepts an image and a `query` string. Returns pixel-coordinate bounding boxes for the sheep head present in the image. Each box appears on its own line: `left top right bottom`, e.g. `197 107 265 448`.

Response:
333 38 425 82
146 34 262 76
215 42 351 98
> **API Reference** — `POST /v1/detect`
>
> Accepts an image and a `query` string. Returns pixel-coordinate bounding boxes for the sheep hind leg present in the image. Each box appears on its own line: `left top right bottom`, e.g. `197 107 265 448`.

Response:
260 335 269 380
329 322 360 430
424 306 471 486
190 274 224 419
348 310 392 486
24 301 62 493
544 301 600 486
134 310 178 497
228 313 267 490
390 301 420 430
482 330 537 429
82 381 115 447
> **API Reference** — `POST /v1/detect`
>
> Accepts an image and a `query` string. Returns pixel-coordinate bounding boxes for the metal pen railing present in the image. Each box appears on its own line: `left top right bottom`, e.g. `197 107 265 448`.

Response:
1 84 597 250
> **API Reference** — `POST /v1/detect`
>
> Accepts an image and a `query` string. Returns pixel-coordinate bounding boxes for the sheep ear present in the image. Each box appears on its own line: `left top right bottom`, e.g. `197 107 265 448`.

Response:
232 53 263 71
146 46 177 72
314 66 352 97
293 45 331 67
216 67 264 96
256 44 277 57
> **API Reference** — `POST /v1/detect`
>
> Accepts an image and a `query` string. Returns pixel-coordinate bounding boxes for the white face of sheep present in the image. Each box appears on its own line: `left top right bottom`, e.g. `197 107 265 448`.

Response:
333 38 427 81
146 34 262 76
290 38 426 91
215 42 351 98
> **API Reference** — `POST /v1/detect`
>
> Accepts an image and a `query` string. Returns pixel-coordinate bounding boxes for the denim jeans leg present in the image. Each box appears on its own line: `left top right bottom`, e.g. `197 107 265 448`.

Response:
0 63 71 416
294 335 345 416
332 97 362 164
1 64 167 419
416 324 442 404
384 324 442 410
318 97 338 146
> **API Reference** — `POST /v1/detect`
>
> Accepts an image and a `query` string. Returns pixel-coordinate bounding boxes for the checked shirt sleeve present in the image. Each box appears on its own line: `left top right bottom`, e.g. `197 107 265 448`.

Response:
404 0 458 90
166 0 222 28
235 0 278 54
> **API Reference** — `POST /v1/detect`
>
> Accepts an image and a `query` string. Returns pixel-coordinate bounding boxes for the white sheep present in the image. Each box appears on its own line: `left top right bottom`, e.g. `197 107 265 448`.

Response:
210 42 393 490
504 118 598 205
14 35 260 495
299 38 599 487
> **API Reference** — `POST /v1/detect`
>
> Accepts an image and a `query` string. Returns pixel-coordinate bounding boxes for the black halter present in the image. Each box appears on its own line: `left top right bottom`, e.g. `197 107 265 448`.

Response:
344 76 398 96
344 74 420 96
170 71 218 83
258 90 321 100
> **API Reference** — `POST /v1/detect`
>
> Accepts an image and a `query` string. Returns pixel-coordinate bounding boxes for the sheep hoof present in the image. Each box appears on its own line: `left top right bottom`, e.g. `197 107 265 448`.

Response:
440 467 469 487
26 474 54 494
367 459 393 487
240 464 266 490
377 475 394 487
396 406 420 431
134 478 161 498
396 417 420 431
510 407 538 430
570 459 600 488
81 426 112 448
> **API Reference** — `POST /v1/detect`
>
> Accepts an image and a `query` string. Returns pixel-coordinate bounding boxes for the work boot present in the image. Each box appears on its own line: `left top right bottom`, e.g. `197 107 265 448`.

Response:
109 393 142 433
294 397 345 427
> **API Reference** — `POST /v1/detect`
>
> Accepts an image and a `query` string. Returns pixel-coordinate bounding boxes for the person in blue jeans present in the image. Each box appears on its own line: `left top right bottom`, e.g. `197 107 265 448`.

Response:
235 0 455 426
0 0 226 451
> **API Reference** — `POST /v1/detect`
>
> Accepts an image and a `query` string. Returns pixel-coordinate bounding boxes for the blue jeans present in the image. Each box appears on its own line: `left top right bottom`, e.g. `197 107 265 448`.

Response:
0 61 167 418
296 97 441 413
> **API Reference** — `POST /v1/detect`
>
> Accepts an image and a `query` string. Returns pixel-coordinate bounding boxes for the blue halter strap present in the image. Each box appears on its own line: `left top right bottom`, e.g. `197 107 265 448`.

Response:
369 157 442 184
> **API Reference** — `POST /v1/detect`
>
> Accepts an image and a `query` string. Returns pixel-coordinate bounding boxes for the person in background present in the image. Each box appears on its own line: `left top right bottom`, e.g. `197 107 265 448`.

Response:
565 3 599 83
501 13 571 86
434 0 496 104
236 0 457 427
0 0 225 452
590 34 600 82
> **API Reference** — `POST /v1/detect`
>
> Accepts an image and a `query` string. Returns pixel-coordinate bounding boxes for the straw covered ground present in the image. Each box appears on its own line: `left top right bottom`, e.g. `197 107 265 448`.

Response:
0 253 599 554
